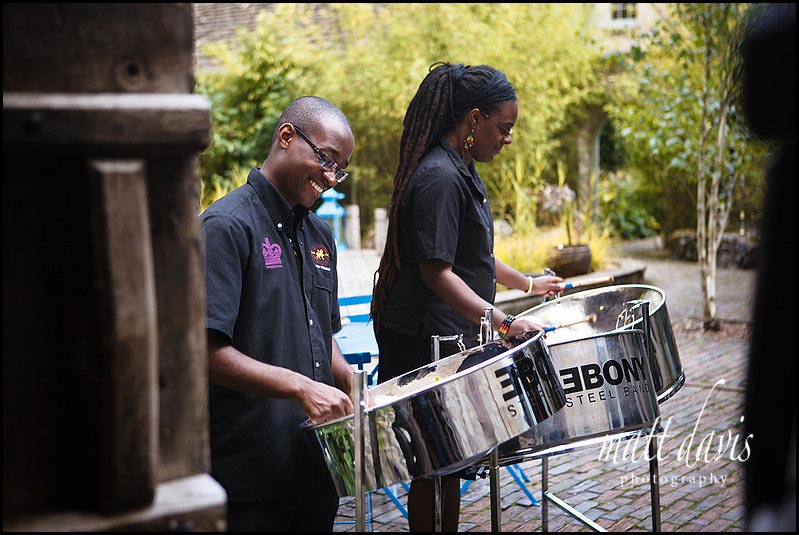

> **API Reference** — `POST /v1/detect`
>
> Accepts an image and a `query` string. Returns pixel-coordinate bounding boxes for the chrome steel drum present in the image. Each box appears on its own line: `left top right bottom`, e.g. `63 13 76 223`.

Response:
303 330 565 496
498 329 660 463
519 284 684 402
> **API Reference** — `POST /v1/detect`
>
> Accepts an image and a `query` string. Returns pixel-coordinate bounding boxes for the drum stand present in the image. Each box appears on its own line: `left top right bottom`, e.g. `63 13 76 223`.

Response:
538 427 662 532
430 331 466 533
350 328 470 533
538 300 662 532
349 302 665 533
431 309 529 533
468 308 537 532
352 370 368 532
480 308 505 533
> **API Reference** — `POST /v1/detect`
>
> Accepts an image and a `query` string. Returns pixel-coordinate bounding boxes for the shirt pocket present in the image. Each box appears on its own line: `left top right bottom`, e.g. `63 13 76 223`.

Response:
312 273 335 336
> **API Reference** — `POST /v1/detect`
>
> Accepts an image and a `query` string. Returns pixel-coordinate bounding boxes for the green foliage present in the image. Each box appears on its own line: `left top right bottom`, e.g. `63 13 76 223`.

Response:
599 171 660 239
195 10 317 210
194 3 768 275
493 227 555 275
606 3 769 237
598 120 660 238
603 2 774 325
494 219 619 276
488 150 545 231
497 159 619 275
194 4 607 231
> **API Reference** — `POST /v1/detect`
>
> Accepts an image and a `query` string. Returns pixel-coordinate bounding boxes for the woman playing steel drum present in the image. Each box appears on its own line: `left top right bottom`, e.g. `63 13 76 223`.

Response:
370 62 565 532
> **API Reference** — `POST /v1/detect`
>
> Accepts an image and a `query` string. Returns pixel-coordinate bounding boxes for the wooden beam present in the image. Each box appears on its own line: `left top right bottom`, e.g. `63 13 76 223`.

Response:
3 93 210 156
89 159 158 512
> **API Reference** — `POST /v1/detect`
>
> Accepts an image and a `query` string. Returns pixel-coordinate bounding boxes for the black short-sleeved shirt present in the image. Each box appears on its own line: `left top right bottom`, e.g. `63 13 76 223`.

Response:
379 139 496 352
201 167 341 502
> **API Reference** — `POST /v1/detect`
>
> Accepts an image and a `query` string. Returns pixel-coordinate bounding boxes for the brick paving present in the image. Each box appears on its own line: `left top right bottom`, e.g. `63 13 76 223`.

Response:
332 239 755 531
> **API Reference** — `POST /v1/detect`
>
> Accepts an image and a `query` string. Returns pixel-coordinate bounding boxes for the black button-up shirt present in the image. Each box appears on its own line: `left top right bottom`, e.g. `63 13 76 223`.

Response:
380 139 496 349
202 167 340 501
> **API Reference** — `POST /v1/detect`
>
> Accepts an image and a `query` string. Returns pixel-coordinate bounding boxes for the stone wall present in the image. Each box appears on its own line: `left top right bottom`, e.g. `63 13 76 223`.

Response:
192 3 273 71
667 230 759 269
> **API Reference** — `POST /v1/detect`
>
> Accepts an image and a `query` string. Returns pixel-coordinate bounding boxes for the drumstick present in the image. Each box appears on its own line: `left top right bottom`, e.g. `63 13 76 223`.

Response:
544 313 597 332
563 275 615 290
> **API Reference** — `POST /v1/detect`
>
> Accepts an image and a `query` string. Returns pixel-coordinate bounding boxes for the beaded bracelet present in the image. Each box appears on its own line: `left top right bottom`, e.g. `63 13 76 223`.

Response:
525 275 534 295
498 314 516 339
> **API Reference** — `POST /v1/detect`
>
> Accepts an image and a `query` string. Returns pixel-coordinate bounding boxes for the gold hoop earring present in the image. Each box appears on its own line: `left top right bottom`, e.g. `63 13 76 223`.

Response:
463 129 475 150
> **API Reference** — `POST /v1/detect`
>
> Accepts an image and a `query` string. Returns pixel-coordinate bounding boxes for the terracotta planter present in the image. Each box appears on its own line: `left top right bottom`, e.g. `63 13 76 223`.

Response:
546 244 592 278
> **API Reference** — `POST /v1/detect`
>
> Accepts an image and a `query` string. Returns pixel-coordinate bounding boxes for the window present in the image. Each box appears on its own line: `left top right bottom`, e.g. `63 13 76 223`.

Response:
611 3 637 21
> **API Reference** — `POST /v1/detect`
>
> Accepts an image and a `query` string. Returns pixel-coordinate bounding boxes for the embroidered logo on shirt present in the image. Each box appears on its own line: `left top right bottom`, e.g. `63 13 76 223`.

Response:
262 236 283 269
310 244 331 271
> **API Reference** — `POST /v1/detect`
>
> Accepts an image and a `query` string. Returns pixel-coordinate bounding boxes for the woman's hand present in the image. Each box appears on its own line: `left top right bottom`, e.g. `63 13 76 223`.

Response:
532 275 565 299
506 316 546 337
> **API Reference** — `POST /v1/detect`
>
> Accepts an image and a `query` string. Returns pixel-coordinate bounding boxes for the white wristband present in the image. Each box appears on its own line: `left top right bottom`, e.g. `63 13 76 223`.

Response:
525 275 534 295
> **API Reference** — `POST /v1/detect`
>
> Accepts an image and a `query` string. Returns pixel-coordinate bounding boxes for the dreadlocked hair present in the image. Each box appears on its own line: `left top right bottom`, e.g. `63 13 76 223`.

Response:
370 62 517 329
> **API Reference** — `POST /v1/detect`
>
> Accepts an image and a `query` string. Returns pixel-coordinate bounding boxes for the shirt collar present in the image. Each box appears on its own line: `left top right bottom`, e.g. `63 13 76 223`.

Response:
288 205 309 236
439 138 482 189
248 167 308 232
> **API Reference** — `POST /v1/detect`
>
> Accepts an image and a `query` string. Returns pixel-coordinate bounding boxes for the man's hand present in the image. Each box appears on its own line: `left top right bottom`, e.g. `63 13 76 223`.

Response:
299 376 355 424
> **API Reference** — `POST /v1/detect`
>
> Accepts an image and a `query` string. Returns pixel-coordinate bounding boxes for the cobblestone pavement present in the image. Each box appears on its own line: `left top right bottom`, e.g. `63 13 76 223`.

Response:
333 240 756 532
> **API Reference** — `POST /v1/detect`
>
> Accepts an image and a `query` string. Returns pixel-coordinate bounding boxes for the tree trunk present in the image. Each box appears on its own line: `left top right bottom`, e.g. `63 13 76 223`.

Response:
697 6 716 328
699 3 737 331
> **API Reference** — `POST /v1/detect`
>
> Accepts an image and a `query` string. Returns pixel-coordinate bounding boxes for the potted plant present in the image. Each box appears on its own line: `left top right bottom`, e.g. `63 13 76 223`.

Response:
540 162 592 278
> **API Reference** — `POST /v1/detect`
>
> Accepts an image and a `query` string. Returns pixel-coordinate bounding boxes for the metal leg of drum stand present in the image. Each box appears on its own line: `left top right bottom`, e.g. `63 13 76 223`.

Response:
490 448 502 532
429 312 495 532
430 335 442 533
542 456 549 532
479 307 504 533
430 316 492 532
433 476 442 533
430 335 447 533
649 435 662 532
428 331 466 532
540 281 554 534
640 301 662 533
541 453 606 531
353 371 368 533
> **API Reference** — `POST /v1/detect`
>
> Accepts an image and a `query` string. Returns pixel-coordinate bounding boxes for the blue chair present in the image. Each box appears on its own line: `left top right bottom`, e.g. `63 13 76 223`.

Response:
337 293 373 322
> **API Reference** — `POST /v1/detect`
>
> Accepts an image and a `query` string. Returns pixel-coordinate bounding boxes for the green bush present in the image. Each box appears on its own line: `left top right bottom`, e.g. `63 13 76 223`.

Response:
494 222 619 278
606 3 769 238
599 171 660 239
194 4 607 234
195 15 316 210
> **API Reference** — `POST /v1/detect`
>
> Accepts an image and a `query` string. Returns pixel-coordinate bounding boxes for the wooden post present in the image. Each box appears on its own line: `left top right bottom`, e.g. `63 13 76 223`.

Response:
3 4 224 530
146 155 210 481
89 159 159 511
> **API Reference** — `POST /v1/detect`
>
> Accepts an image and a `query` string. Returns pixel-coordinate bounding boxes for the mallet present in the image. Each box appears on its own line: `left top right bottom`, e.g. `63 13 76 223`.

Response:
544 313 598 333
563 275 615 290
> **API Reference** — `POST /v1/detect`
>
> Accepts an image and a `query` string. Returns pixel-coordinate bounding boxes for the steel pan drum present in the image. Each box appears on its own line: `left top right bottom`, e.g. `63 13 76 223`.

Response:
304 330 566 496
497 329 660 463
519 284 684 402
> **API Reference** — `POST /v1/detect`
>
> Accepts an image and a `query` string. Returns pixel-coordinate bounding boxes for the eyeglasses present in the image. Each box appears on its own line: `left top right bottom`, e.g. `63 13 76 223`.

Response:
293 125 349 184
480 111 513 138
